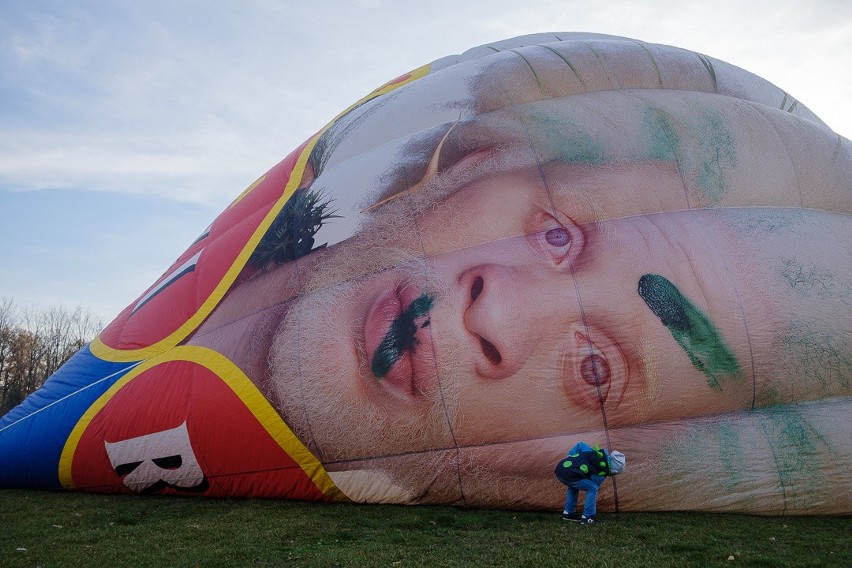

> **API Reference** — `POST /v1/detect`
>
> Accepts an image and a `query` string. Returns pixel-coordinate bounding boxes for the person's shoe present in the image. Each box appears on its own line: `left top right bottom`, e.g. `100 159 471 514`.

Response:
562 512 582 522
579 515 598 524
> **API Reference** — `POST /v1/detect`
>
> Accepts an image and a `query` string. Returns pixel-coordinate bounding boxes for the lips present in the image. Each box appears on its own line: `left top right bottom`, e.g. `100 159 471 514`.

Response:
362 282 436 398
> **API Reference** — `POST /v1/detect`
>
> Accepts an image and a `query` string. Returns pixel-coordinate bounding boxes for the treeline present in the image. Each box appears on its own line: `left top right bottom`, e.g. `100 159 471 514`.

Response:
0 298 102 417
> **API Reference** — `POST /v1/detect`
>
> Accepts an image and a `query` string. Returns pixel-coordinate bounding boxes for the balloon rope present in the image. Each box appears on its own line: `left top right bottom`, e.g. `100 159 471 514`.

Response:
504 69 621 509
409 124 468 505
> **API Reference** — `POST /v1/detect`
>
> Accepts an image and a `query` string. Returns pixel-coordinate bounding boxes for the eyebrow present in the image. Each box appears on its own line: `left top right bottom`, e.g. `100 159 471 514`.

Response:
363 144 516 227
361 122 459 213
360 117 523 215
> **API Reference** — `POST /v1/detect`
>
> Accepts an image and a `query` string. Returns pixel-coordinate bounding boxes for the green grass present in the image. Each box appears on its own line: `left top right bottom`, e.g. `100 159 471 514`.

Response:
0 489 848 567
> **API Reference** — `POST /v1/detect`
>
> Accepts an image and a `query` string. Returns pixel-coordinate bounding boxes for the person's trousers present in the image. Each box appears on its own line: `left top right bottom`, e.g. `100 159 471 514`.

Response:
562 479 600 517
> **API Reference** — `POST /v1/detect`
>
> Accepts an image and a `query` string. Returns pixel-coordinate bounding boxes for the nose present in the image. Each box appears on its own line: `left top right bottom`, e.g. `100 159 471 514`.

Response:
461 264 565 380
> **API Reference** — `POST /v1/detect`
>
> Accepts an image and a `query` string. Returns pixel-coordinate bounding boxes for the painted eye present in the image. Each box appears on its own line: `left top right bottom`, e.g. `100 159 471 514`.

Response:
545 227 570 247
574 337 611 408
541 225 571 265
580 354 610 388
561 329 628 414
528 213 580 268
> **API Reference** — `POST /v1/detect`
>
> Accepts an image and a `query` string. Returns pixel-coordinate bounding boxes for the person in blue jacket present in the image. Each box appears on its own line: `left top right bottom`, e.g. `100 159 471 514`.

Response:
555 441 626 524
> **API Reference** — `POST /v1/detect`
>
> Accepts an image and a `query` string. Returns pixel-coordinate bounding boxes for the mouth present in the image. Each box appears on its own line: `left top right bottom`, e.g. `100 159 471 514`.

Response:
362 281 437 399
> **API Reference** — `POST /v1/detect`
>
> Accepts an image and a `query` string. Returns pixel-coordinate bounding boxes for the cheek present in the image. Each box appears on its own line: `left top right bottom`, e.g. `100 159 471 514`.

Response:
449 350 572 443
417 193 532 257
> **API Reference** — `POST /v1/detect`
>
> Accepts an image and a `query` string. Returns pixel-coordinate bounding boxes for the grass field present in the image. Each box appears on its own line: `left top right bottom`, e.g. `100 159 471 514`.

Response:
1 489 849 567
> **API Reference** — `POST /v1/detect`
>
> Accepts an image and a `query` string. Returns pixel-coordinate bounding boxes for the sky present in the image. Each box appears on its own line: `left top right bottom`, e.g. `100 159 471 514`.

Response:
1 0 850 325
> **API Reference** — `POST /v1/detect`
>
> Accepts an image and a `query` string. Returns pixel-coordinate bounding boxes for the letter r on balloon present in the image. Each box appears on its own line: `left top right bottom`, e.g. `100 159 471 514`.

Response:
104 422 207 493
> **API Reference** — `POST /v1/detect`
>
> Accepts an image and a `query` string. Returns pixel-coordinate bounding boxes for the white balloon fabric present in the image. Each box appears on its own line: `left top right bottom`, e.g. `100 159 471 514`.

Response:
1 33 850 514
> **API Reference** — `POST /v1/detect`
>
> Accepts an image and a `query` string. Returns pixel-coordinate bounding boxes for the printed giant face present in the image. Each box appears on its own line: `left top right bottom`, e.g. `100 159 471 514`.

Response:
266 157 757 459
183 51 852 509
4 34 849 514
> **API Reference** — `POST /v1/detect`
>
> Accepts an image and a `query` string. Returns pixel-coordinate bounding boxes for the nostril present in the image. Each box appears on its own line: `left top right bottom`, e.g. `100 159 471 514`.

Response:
480 337 502 365
470 276 484 302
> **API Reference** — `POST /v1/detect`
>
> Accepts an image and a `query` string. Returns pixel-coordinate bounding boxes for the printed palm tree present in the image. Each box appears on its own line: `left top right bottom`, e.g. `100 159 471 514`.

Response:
249 188 339 270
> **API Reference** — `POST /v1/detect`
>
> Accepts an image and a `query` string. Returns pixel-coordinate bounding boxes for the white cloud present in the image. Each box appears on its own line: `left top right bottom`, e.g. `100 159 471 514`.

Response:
0 0 850 320
5 2 850 203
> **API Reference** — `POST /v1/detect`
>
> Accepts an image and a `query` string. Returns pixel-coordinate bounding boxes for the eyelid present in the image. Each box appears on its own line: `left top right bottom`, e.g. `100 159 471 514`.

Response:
570 332 611 410
576 330 609 384
561 328 628 414
526 210 584 269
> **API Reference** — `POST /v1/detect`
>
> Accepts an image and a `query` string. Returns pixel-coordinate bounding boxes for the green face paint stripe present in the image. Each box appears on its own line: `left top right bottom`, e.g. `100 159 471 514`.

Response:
695 113 737 202
371 293 434 379
521 108 607 164
638 274 741 388
757 405 826 511
717 424 745 489
644 107 680 162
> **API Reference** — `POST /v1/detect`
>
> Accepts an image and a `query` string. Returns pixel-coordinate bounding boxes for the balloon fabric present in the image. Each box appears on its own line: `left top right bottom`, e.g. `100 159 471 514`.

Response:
2 33 850 514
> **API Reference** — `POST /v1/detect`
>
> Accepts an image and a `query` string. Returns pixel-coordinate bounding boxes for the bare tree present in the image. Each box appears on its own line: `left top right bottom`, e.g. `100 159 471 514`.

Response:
0 299 103 416
40 305 100 379
0 298 20 414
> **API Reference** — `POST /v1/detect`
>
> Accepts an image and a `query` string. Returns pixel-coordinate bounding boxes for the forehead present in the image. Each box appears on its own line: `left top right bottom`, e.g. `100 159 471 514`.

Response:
308 76 838 263
316 35 825 176
315 88 744 208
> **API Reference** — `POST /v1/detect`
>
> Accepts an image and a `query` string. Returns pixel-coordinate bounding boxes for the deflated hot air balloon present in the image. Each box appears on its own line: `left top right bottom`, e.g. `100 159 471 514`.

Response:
1 33 850 514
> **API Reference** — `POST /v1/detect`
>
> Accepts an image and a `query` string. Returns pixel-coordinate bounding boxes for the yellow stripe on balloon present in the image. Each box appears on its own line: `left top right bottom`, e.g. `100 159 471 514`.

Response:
59 345 346 501
89 63 431 364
